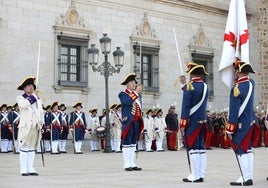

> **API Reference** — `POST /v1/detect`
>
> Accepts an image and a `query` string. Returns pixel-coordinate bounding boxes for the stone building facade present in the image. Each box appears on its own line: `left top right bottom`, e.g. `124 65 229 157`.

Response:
0 0 264 114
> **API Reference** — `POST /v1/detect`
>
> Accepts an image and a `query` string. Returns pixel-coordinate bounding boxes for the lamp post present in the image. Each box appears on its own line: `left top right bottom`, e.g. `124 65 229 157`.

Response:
88 33 124 153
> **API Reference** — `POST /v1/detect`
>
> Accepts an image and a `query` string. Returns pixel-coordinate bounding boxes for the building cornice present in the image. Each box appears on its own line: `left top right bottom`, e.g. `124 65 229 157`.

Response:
152 0 252 18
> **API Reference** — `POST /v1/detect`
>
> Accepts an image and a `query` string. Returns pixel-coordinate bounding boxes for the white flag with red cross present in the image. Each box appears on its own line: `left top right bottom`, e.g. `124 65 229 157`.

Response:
219 0 249 88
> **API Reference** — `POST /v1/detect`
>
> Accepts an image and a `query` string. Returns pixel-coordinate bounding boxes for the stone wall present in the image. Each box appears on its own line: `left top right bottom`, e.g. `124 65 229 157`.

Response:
0 0 260 114
257 0 268 112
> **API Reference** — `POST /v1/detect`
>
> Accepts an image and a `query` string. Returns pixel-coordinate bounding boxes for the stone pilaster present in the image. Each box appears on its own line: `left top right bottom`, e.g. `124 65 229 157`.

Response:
257 0 268 110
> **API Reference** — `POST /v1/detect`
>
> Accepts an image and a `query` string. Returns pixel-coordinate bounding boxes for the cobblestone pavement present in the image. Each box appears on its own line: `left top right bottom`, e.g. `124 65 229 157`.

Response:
0 140 267 188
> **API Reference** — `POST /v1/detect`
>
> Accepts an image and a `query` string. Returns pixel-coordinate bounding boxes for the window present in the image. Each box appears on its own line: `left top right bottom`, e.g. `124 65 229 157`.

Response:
191 52 214 96
133 45 159 92
57 35 89 87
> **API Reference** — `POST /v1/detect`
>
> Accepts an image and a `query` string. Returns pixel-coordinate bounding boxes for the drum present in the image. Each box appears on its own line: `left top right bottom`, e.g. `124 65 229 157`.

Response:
96 126 106 138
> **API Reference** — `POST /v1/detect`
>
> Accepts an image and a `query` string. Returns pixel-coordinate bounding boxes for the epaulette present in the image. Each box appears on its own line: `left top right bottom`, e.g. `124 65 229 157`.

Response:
186 81 194 91
233 84 240 97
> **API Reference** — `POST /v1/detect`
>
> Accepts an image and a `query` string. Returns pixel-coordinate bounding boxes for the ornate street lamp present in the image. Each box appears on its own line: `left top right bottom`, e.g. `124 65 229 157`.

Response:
88 33 124 153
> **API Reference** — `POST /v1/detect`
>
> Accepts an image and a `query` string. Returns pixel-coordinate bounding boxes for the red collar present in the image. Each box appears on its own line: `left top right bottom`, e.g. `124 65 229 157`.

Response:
235 76 249 84
191 77 203 82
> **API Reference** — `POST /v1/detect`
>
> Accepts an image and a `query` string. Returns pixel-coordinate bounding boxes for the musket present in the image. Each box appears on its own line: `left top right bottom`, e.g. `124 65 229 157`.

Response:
71 112 76 154
11 112 16 154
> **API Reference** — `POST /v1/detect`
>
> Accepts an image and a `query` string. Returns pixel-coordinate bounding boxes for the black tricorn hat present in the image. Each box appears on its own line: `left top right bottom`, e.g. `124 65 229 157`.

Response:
186 62 209 75
73 102 83 108
0 104 8 110
51 102 59 109
17 76 36 90
233 60 255 74
12 103 18 108
59 103 67 110
43 105 51 110
121 73 137 85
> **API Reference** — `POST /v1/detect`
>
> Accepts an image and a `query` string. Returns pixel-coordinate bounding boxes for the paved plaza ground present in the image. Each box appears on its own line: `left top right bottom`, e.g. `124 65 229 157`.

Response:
0 141 267 188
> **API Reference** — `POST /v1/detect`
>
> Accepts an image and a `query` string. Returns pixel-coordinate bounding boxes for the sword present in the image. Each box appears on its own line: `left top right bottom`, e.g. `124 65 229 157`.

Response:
227 134 245 185
40 136 45 167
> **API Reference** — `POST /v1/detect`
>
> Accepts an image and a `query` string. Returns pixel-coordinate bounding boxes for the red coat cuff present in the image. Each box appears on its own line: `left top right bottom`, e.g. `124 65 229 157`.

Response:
180 118 189 128
226 122 237 134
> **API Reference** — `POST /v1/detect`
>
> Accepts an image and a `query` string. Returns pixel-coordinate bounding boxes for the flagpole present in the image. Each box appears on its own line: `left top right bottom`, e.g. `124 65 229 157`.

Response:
140 41 142 78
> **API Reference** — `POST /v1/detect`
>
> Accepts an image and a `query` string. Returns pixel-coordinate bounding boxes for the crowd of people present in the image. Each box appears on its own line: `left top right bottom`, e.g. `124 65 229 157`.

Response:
1 101 268 155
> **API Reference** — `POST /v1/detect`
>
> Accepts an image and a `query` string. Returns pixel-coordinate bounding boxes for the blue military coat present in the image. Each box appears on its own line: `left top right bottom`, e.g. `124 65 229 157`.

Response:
226 76 255 153
118 89 144 140
180 77 209 147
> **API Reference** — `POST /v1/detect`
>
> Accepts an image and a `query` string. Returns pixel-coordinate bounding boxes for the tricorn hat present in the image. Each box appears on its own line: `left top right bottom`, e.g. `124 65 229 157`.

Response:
186 62 209 75
233 60 255 74
115 104 122 109
89 108 98 113
43 105 51 110
12 103 18 109
146 108 153 114
59 103 66 110
156 108 162 114
121 73 137 85
73 102 83 108
17 76 36 90
51 102 59 109
110 103 117 109
0 104 8 110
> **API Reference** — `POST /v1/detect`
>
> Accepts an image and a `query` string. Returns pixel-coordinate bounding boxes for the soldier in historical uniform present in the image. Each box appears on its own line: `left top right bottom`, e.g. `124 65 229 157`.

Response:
69 102 87 154
49 102 62 154
143 109 154 152
219 111 229 149
226 61 255 186
165 105 179 151
59 103 69 153
43 105 51 152
205 110 212 150
88 108 100 151
8 103 20 153
0 104 10 153
16 76 44 176
118 73 144 171
113 104 122 153
102 104 117 152
154 109 166 152
179 62 210 183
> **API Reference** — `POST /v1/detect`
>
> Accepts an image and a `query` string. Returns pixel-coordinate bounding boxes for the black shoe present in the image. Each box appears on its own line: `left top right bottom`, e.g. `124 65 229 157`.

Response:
182 178 192 182
21 173 29 176
193 178 204 182
125 167 133 171
115 151 122 153
230 179 253 186
76 152 83 154
60 151 67 153
267 177 268 181
29 172 39 176
132 166 142 171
